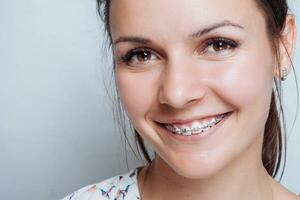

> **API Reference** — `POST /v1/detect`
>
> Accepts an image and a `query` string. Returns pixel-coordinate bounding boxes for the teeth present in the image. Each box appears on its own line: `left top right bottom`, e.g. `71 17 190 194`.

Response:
165 113 228 136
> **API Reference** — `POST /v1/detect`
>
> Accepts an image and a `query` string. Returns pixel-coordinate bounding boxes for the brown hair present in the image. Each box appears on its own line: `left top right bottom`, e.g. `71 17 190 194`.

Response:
96 0 296 179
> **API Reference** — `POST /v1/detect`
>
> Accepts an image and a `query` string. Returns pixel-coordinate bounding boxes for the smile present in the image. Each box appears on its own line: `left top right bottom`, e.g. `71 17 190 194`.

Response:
162 112 230 136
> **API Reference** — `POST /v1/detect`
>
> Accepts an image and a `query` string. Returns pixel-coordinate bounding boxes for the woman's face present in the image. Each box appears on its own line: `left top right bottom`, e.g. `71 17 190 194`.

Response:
111 0 275 178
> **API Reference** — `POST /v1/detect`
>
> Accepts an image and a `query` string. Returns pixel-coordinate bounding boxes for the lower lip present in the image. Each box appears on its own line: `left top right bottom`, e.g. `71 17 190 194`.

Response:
156 112 232 143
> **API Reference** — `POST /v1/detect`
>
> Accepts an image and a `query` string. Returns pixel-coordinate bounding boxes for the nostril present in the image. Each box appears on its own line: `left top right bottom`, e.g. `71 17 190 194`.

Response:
158 90 205 109
186 98 201 106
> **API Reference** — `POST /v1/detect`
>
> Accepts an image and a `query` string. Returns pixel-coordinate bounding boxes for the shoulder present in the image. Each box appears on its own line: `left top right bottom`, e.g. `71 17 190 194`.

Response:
270 178 300 200
60 167 142 200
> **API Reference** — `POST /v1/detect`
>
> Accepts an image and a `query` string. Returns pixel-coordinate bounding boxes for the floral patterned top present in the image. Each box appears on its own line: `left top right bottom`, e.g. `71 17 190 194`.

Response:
61 166 300 200
61 167 142 200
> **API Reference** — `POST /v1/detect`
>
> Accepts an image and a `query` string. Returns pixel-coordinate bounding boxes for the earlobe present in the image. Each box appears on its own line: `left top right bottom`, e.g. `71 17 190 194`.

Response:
274 13 297 81
280 67 288 81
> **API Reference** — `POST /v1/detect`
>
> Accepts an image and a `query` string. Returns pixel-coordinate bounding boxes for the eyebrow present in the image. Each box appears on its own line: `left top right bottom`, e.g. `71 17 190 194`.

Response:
189 20 244 38
114 37 151 45
113 20 244 45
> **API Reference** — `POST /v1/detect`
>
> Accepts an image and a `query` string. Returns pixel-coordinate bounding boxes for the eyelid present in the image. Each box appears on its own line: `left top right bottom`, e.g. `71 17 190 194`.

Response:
130 47 157 56
204 37 239 48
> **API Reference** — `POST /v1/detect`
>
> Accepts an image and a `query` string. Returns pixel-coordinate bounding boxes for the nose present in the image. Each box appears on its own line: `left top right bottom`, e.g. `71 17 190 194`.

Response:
158 62 207 109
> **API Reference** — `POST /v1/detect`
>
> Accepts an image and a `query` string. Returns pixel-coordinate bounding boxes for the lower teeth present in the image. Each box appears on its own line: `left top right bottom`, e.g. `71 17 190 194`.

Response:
176 126 212 136
162 124 213 136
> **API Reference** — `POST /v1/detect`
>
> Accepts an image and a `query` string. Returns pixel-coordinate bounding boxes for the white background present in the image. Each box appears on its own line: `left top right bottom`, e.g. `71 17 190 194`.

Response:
0 0 299 199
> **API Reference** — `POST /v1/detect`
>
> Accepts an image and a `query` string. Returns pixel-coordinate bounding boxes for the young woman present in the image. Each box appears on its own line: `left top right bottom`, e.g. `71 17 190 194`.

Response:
62 0 299 199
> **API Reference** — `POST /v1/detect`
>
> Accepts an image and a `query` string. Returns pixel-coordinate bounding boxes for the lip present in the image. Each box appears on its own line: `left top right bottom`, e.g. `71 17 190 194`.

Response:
155 111 233 143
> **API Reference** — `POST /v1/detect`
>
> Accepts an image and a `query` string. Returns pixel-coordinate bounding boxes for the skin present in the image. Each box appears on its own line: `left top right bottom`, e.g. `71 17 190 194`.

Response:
110 0 298 199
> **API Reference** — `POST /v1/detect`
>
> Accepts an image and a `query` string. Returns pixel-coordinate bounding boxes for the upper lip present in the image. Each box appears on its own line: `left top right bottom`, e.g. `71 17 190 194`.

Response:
156 111 232 125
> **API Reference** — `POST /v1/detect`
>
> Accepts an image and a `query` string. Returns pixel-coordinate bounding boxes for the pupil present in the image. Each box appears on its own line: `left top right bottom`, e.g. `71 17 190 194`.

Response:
138 51 151 61
214 41 227 51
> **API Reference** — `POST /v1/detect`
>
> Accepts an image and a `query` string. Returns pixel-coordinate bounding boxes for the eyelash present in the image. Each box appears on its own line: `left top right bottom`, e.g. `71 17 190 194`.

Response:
119 37 240 65
119 47 156 64
201 37 239 54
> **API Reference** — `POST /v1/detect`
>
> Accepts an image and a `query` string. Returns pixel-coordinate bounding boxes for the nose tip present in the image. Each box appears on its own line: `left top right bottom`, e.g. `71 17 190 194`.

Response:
158 77 207 109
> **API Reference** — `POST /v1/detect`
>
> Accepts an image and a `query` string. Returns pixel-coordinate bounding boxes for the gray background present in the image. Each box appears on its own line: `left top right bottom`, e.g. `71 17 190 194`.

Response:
0 0 299 199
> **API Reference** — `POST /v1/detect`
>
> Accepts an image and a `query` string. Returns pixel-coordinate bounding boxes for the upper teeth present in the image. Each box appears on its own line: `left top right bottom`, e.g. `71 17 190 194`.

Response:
165 113 227 136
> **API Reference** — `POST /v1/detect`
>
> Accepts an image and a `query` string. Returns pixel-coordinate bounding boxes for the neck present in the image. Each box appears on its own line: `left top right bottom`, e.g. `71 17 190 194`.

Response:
140 136 274 200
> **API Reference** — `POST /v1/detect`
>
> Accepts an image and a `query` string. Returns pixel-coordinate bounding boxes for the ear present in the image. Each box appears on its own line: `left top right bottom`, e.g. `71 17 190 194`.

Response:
274 13 297 80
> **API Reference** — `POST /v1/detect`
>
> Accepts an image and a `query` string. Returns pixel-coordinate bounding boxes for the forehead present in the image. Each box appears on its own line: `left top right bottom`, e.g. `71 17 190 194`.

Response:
110 0 265 41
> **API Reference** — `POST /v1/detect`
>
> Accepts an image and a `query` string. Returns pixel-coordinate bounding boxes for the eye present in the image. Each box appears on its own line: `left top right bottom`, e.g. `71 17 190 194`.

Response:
200 38 239 57
119 48 159 66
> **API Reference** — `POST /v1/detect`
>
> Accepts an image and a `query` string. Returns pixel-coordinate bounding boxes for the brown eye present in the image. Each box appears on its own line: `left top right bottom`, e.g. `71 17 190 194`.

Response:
212 40 230 51
121 48 159 66
202 38 239 57
136 51 152 62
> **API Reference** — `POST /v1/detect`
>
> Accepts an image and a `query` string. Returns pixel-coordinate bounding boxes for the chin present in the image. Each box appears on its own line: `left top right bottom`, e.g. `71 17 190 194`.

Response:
162 150 229 180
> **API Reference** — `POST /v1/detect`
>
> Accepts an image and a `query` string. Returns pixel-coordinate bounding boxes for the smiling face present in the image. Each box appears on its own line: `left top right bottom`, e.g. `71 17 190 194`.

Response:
110 0 276 178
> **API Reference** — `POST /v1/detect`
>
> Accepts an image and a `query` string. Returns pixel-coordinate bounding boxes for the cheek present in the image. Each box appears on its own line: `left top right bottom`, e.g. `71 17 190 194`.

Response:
211 51 274 113
116 69 158 123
